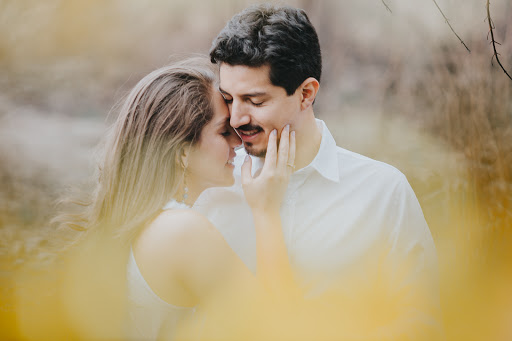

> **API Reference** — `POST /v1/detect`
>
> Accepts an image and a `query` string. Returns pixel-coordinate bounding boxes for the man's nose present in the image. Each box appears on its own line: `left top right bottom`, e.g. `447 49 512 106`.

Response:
229 100 250 128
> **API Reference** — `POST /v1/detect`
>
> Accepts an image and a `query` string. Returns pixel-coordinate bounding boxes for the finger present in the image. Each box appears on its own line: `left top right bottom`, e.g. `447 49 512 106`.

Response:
241 154 253 184
287 130 296 175
262 129 277 173
277 124 290 173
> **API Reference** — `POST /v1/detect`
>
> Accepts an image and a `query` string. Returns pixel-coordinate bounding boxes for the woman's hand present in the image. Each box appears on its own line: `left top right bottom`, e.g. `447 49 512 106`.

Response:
241 125 299 298
241 125 296 214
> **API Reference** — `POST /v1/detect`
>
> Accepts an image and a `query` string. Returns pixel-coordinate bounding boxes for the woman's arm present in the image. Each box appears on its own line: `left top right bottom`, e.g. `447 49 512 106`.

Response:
133 209 258 308
133 125 297 307
240 125 298 296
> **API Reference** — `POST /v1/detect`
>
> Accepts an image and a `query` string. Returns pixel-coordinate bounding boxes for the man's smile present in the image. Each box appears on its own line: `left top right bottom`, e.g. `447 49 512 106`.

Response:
236 125 264 142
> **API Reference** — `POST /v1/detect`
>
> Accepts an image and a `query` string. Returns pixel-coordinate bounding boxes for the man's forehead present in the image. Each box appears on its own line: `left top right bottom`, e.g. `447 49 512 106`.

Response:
219 64 272 93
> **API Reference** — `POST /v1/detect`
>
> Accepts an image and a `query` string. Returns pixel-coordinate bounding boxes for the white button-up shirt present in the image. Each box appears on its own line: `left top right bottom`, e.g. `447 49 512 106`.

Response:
194 119 440 333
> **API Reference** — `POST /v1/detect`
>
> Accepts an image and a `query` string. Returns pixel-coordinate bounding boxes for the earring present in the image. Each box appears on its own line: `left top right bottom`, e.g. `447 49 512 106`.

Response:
182 180 189 203
181 165 189 204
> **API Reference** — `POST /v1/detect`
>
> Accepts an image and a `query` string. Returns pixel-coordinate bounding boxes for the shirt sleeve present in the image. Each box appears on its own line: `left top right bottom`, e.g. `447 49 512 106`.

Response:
379 172 444 340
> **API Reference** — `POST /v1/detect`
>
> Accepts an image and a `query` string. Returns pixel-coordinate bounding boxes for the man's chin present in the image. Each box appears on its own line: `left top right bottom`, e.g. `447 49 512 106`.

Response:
244 144 266 158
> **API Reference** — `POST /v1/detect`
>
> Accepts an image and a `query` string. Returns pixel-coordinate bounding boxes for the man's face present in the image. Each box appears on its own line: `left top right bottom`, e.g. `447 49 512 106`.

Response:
219 64 302 157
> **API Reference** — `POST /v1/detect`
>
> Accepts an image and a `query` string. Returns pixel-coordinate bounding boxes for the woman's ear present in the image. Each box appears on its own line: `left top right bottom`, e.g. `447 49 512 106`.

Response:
299 77 320 111
177 143 191 169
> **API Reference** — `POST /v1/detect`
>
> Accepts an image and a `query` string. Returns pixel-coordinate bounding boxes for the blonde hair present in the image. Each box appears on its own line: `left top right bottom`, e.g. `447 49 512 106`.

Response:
60 56 217 245
28 57 219 340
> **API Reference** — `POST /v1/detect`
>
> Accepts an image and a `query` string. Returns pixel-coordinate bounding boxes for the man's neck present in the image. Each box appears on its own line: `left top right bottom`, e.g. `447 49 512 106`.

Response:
294 116 322 170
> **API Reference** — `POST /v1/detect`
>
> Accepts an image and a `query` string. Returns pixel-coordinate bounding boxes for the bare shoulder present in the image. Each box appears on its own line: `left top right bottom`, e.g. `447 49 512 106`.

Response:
135 209 220 257
132 209 225 306
153 208 213 230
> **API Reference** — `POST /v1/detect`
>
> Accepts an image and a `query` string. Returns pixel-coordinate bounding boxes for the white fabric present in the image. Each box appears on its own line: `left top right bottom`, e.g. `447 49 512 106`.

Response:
125 200 195 341
194 119 440 329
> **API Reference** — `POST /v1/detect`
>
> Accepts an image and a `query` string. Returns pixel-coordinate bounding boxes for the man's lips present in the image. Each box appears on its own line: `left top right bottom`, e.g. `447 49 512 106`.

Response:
236 128 263 142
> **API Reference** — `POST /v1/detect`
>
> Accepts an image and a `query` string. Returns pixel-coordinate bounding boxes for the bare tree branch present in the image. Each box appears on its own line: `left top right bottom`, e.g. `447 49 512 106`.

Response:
431 0 471 53
487 0 512 81
381 0 392 13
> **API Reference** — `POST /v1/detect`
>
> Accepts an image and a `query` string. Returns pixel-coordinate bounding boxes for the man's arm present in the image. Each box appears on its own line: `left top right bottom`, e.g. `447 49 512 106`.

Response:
291 173 443 341
380 173 443 340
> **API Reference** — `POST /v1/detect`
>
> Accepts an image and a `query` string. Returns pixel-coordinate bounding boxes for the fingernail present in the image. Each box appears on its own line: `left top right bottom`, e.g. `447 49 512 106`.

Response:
272 129 277 136
244 155 250 162
291 131 295 137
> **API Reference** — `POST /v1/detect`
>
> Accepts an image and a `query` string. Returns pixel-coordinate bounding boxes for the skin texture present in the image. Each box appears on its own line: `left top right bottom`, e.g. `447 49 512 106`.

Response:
133 89 242 307
241 125 297 295
133 125 296 308
219 64 321 170
219 64 301 156
183 89 242 203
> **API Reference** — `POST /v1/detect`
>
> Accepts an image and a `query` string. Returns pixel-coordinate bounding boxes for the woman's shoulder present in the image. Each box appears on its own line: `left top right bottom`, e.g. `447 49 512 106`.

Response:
132 208 220 307
154 208 216 236
136 208 217 254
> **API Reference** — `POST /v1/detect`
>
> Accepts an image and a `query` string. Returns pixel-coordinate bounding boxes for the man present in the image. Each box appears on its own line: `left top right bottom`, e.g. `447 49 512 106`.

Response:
195 3 441 339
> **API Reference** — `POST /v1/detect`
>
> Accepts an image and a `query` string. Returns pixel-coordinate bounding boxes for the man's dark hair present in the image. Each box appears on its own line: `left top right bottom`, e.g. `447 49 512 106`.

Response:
209 4 321 96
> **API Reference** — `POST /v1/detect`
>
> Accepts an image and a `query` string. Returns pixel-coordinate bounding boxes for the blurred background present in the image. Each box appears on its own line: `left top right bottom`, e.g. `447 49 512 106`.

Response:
0 0 511 340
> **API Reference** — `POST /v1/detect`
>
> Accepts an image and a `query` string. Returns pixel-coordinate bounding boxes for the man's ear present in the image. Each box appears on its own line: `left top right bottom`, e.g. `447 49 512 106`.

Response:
299 77 320 111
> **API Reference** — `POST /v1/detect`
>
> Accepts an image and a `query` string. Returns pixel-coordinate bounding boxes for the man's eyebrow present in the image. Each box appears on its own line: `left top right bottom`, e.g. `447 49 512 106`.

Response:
218 87 267 98
243 92 267 98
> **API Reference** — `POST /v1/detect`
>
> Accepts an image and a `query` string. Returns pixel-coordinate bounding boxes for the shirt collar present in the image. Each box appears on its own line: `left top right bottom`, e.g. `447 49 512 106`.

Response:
236 119 340 183
303 119 340 183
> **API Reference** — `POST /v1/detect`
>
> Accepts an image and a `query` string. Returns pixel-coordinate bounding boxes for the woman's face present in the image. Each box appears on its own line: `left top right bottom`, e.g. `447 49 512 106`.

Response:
186 88 242 191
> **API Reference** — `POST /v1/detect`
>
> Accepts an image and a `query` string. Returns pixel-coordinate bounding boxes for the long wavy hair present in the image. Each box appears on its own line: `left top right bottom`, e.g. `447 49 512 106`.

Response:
45 57 218 339
59 56 217 246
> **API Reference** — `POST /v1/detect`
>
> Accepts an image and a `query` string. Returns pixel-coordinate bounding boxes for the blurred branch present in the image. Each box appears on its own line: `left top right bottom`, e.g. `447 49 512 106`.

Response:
487 0 512 81
431 0 470 53
380 0 392 13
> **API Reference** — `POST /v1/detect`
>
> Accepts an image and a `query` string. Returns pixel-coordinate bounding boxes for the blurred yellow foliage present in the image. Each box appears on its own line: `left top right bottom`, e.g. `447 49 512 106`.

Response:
1 0 511 340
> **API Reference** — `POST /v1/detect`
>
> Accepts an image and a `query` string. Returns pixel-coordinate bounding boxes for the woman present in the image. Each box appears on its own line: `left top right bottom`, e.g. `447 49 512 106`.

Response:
57 57 296 340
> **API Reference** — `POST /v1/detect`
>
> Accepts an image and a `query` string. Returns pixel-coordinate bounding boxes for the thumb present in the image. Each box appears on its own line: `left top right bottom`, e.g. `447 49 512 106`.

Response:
241 154 253 184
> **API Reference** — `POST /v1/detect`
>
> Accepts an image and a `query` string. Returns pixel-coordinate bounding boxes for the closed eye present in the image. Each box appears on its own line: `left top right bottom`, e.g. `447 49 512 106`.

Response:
249 100 264 107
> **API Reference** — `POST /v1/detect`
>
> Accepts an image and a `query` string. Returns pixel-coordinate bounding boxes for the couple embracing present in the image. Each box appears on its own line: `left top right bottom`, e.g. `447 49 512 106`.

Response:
62 4 441 341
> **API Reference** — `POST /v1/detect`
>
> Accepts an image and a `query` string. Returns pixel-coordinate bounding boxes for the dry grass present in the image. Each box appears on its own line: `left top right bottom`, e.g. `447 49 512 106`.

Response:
382 25 512 339
1 0 511 340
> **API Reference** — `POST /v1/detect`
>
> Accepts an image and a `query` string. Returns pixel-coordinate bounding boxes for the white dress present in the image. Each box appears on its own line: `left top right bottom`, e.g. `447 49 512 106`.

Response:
125 200 197 341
